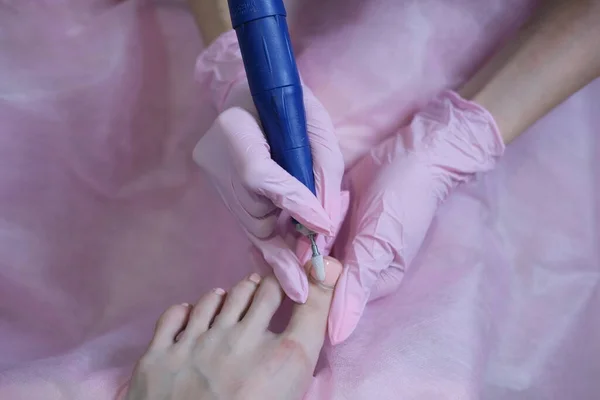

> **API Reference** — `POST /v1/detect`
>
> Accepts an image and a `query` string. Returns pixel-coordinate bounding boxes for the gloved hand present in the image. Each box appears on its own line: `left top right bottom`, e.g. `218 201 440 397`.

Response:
328 91 505 344
193 31 346 304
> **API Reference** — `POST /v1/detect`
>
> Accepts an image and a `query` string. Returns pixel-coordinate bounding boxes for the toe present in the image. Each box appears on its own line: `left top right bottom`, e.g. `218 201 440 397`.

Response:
241 275 284 330
212 273 262 328
283 257 342 362
180 288 227 341
149 303 192 350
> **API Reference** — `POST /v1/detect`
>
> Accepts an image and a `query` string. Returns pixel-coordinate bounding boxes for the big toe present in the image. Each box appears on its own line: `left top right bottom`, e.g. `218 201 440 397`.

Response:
283 256 343 360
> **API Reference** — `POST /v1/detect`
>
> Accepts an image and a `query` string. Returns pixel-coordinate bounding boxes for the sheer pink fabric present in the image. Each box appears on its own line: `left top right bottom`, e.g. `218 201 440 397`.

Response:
1 0 598 399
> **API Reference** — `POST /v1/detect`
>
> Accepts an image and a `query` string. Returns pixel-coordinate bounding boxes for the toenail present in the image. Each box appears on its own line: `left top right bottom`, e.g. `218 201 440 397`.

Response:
214 288 226 295
306 256 343 290
248 273 261 284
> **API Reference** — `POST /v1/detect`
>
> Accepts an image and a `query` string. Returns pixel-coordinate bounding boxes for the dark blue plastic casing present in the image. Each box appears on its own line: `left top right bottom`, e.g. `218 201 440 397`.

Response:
228 0 316 195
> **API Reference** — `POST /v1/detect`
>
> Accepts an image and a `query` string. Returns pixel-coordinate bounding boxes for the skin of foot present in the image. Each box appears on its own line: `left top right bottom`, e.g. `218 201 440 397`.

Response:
125 256 343 400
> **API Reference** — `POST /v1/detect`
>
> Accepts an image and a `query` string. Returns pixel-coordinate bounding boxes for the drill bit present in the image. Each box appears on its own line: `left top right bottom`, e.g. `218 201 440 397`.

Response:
309 233 325 282
296 224 326 282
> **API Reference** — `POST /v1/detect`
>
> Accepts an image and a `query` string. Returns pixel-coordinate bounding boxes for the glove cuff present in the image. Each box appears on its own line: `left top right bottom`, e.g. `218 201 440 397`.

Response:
438 90 504 157
194 29 245 112
416 90 505 183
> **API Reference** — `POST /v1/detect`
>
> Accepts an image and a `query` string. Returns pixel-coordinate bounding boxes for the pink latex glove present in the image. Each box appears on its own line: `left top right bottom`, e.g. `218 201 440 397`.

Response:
193 31 346 303
329 91 505 344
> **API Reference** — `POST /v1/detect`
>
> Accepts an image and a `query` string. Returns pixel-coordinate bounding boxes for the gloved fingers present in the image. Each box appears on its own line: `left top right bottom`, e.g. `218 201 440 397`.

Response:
327 232 395 345
250 234 310 304
296 190 350 266
229 179 279 240
194 133 280 241
302 86 346 217
326 260 368 346
216 107 334 236
194 119 278 232
327 261 404 345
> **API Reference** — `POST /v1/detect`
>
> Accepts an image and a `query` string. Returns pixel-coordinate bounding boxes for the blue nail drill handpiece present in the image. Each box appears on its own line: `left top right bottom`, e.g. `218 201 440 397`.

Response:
228 0 325 281
227 0 316 195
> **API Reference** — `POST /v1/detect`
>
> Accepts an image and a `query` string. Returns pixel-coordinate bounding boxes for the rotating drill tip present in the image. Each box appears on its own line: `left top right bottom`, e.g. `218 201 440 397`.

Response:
309 234 325 282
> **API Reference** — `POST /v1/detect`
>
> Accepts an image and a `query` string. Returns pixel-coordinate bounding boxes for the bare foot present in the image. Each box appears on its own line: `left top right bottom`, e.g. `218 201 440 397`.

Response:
126 257 343 400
